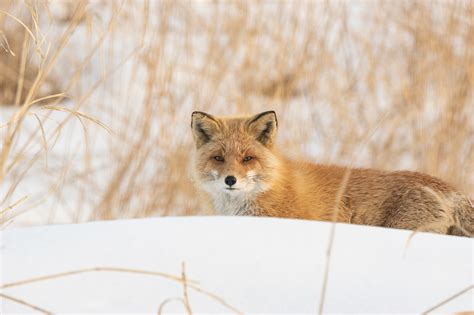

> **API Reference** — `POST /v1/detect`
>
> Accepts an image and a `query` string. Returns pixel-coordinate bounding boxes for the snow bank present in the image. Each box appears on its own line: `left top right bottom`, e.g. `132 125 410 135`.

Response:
1 216 473 313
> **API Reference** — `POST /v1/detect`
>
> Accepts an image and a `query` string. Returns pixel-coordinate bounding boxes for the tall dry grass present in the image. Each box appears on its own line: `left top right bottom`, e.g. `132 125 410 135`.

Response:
0 1 473 226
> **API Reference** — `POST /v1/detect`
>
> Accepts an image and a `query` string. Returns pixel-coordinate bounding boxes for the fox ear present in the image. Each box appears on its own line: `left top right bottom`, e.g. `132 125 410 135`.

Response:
191 111 220 148
247 111 278 146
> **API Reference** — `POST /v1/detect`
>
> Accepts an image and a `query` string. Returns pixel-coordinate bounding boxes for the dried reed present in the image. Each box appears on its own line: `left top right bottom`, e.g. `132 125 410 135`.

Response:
0 1 472 227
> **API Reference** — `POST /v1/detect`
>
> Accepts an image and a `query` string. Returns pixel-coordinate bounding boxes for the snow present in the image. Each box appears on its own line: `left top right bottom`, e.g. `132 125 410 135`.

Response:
2 216 473 313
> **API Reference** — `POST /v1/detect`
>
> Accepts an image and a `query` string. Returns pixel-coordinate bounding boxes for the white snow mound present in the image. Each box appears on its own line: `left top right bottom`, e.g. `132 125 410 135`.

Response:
1 216 473 313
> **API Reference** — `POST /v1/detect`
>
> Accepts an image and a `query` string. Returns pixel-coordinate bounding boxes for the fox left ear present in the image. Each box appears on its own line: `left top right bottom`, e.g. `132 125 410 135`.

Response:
247 111 278 146
191 111 220 148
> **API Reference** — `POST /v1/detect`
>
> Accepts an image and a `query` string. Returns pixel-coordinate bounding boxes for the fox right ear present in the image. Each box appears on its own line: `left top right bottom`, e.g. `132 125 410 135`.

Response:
191 111 220 148
247 110 278 146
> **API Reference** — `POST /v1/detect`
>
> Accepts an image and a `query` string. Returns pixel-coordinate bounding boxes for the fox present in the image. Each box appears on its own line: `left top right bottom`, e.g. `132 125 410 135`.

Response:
190 110 473 237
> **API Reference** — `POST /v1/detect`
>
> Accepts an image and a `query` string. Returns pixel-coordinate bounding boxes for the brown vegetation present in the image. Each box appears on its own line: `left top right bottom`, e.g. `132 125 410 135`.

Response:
0 1 472 226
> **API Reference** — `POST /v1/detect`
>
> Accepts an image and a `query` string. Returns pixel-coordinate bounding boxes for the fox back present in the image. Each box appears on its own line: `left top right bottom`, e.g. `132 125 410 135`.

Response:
191 111 473 237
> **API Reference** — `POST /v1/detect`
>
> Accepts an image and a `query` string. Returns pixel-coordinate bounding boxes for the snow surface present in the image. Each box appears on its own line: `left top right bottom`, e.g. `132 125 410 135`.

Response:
2 216 473 314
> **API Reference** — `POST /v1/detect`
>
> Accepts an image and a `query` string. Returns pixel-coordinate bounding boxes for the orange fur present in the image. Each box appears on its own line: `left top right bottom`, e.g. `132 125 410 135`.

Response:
191 111 473 236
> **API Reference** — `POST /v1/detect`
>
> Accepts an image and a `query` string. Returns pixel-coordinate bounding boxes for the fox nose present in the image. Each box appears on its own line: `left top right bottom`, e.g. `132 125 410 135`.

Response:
225 175 237 187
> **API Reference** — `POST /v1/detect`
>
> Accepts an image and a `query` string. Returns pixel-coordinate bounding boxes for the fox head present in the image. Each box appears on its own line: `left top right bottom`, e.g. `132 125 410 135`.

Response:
191 111 280 200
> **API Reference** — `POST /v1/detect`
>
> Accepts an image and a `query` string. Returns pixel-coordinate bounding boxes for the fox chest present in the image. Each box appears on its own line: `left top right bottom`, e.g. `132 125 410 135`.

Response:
211 194 263 216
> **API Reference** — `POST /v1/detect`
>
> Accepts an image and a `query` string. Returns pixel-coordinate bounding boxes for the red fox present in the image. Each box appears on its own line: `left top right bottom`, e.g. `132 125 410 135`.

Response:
191 110 473 236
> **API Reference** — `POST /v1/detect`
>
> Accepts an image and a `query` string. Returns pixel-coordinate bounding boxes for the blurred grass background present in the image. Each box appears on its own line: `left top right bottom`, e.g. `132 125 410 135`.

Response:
0 0 473 226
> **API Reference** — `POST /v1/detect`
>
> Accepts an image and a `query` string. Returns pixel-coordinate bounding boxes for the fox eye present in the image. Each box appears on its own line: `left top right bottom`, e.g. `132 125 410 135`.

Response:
213 156 224 162
243 156 253 162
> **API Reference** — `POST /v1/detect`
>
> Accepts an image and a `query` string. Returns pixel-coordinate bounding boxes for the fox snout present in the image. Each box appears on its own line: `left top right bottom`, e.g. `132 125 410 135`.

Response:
201 168 268 195
219 172 250 191
224 175 237 188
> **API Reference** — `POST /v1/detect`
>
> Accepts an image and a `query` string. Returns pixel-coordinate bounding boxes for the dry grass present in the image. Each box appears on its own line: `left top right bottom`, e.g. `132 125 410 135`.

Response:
0 0 62 105
0 264 243 314
0 1 473 225
421 284 474 314
0 262 469 313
